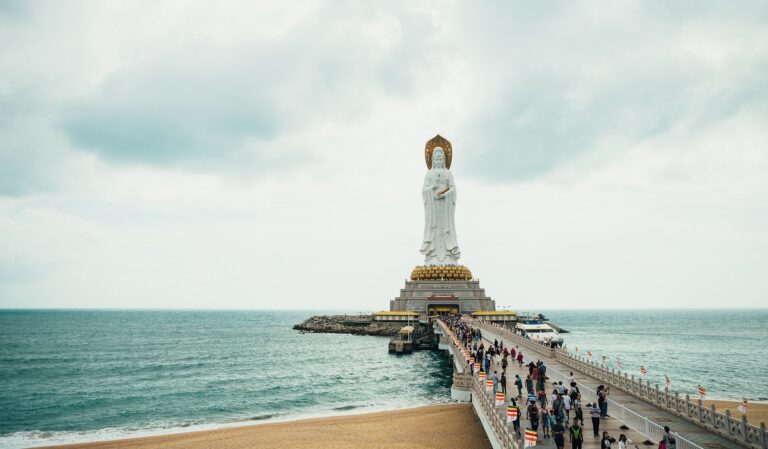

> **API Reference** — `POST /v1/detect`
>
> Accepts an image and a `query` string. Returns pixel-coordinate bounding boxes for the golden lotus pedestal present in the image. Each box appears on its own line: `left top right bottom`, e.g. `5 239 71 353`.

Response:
410 265 472 281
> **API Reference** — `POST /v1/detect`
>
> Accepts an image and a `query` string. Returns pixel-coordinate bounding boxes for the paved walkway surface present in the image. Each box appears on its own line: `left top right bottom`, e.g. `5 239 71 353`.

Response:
479 339 648 448
476 324 742 449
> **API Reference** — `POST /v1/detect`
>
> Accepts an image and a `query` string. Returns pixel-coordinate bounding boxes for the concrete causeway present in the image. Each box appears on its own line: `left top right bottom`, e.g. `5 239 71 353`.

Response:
436 318 749 449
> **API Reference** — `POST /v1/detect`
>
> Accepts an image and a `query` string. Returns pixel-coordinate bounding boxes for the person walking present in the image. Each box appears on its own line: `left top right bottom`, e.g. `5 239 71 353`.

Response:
510 399 522 437
569 419 584 449
514 374 523 398
500 372 507 395
600 431 615 449
517 351 524 366
589 402 601 437
501 355 508 373
525 375 534 396
527 400 540 434
541 407 551 439
617 434 630 449
552 418 566 449
662 426 677 449
598 386 610 417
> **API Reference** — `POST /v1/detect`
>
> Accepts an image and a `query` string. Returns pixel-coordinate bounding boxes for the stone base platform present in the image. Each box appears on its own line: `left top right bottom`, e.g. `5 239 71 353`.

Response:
390 279 495 317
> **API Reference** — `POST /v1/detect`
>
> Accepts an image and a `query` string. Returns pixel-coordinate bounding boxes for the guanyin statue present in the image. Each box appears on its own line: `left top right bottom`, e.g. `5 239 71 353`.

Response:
420 135 461 266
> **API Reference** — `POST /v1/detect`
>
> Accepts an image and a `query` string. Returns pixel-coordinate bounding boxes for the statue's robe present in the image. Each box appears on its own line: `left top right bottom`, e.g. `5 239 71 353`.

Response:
420 168 460 265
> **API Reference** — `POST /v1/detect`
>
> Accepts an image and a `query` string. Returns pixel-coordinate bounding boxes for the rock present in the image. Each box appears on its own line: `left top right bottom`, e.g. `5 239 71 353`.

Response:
293 315 399 337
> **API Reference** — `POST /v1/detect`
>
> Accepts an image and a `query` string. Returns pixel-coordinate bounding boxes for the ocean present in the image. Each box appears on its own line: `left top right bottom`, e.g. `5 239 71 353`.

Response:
542 309 768 402
0 309 766 448
0 310 451 448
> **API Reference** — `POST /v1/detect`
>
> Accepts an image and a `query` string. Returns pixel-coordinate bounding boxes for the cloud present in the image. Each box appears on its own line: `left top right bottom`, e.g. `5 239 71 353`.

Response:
1 1 767 309
59 2 436 168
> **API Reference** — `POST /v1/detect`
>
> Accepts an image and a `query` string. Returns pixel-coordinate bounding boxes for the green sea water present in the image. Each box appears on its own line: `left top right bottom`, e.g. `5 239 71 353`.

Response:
0 310 451 448
1 309 766 448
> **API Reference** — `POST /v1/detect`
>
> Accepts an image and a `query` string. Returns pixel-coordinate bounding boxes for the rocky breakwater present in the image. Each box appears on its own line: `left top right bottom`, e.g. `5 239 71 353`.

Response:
293 315 399 337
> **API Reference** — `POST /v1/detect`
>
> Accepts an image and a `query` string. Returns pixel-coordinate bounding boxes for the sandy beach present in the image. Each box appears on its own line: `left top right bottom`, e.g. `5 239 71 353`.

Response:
40 404 491 449
702 399 768 425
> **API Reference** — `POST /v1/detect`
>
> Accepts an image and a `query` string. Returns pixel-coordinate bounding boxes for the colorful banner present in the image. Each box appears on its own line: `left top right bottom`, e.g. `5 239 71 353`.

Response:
486 379 494 391
524 429 537 447
495 391 505 406
506 406 518 423
479 371 486 380
698 385 706 399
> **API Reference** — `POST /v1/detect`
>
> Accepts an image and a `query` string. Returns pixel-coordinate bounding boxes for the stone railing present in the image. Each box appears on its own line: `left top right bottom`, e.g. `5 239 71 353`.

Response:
467 318 765 449
556 351 767 449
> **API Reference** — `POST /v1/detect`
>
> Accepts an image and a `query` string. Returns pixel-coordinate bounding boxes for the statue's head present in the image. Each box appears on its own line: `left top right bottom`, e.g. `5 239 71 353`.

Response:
432 148 445 169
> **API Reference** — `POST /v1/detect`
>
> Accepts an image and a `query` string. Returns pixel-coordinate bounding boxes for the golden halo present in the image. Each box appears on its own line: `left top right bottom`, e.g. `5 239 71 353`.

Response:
425 135 453 169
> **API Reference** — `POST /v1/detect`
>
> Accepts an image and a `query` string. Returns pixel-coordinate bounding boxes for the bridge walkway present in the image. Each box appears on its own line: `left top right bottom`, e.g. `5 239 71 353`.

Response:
471 319 745 449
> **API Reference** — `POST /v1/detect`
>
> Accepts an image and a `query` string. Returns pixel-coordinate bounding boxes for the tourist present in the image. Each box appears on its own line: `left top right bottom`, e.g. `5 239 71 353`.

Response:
617 434 630 449
531 364 539 381
573 397 583 424
589 402 601 437
500 372 507 395
491 370 499 392
501 355 508 373
661 426 677 449
553 392 566 423
525 375 534 396
552 417 566 449
568 372 575 385
563 392 572 422
538 389 548 408
569 419 584 449
514 374 523 398
541 407 551 439
510 398 521 437
527 400 540 434
598 386 610 417
517 351 524 366
510 346 516 359
557 381 567 395
600 431 616 449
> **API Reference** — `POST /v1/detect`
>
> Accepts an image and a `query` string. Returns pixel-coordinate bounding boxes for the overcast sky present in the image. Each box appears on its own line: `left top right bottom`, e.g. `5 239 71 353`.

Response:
1 1 767 310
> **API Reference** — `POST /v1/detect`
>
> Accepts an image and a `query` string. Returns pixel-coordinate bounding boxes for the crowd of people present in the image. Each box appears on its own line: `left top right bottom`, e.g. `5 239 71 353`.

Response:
443 317 677 449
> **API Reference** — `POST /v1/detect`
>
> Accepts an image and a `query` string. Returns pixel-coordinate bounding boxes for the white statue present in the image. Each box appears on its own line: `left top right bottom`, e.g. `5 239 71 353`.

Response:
420 147 461 265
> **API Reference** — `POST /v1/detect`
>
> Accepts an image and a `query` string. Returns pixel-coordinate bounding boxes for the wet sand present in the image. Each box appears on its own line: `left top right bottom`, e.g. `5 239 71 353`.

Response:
702 399 768 425
40 404 492 449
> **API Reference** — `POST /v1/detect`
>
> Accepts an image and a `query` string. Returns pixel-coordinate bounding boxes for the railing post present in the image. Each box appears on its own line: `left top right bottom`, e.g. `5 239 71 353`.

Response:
760 422 766 449
725 409 733 436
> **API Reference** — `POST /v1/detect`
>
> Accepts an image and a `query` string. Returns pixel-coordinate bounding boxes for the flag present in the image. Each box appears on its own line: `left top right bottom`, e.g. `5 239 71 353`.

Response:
507 406 519 423
664 375 671 389
640 366 647 376
587 351 593 357
698 385 706 399
601 355 606 364
486 379 494 391
524 429 537 447
738 399 748 415
496 391 505 406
